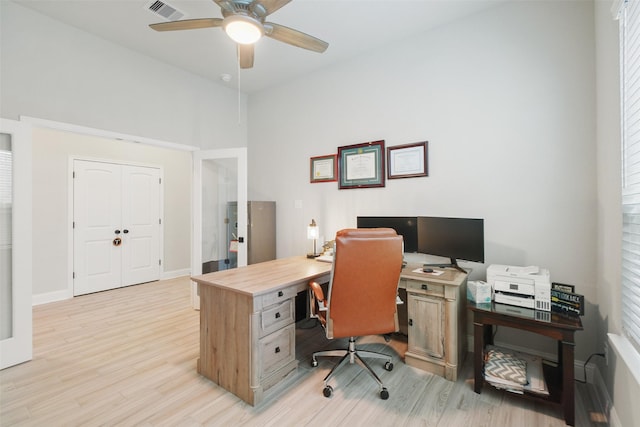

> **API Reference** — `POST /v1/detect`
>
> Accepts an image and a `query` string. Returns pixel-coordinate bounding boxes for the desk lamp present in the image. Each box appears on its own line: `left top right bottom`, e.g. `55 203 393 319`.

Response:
307 219 320 258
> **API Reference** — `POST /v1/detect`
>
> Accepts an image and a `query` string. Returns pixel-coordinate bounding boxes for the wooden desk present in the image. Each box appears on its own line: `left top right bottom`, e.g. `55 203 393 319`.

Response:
192 257 467 406
468 302 583 426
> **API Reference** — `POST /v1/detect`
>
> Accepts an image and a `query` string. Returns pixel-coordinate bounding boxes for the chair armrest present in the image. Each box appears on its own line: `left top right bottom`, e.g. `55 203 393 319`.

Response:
308 280 328 323
309 280 327 310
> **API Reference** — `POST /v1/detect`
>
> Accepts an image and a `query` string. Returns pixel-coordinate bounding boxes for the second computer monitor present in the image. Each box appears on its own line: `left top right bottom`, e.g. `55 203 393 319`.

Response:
356 216 418 253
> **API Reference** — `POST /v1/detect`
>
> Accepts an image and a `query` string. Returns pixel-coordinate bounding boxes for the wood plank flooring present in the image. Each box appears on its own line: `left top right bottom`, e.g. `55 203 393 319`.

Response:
0 276 608 426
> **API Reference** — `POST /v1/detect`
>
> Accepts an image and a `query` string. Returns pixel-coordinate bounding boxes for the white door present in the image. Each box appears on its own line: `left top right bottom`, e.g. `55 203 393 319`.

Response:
0 119 32 370
121 166 161 286
191 148 247 308
73 160 122 295
73 160 161 296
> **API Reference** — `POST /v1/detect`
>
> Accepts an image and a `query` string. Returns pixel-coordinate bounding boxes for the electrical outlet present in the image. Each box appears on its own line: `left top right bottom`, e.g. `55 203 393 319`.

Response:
604 340 609 366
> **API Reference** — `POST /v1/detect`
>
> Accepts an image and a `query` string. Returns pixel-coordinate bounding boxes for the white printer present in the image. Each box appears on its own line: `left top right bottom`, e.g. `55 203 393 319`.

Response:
487 264 551 311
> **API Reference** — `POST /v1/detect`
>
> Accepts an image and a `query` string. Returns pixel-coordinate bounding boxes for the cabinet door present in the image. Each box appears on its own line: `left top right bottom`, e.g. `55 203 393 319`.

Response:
407 293 444 359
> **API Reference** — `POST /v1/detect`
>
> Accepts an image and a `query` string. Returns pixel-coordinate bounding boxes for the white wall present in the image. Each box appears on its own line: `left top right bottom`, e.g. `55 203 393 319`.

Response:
0 1 247 150
248 1 597 359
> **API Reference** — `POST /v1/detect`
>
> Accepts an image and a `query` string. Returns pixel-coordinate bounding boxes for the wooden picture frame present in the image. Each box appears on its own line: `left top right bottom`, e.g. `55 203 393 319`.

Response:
337 140 385 189
310 154 337 183
387 141 428 179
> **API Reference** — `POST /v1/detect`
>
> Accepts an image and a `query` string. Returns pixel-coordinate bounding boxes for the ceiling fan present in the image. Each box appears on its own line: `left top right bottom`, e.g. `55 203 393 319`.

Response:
149 0 329 69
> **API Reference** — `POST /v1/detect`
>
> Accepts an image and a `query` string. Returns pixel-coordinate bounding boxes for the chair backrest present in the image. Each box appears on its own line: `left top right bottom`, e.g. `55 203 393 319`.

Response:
325 228 403 339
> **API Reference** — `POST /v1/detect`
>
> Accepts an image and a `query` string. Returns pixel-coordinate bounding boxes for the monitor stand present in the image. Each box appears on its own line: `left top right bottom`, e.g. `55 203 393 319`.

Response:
423 258 467 274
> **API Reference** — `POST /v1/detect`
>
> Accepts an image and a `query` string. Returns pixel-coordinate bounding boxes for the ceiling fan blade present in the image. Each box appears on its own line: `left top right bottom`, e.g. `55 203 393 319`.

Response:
259 0 292 16
239 44 255 69
149 18 223 32
213 0 236 14
264 23 328 53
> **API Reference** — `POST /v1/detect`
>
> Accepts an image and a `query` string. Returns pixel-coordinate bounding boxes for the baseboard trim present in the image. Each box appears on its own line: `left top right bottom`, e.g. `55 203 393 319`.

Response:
32 269 190 306
592 363 621 427
32 289 72 306
162 268 190 280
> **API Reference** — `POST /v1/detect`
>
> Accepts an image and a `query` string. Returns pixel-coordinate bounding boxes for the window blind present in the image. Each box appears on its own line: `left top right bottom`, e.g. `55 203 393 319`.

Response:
621 0 640 354
0 145 12 247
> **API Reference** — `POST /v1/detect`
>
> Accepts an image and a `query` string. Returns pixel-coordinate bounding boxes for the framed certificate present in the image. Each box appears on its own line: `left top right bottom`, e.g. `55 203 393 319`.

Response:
310 154 337 183
387 141 428 179
337 140 385 189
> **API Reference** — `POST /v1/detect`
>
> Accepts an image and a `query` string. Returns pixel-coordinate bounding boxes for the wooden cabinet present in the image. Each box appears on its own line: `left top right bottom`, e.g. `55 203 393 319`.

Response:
401 267 468 381
407 293 444 359
193 257 332 406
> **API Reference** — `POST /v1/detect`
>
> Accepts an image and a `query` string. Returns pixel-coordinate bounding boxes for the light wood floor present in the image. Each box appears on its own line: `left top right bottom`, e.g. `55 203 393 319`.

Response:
1 276 608 426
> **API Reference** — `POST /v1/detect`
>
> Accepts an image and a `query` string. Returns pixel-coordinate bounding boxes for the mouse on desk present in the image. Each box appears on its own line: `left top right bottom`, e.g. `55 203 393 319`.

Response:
422 267 434 273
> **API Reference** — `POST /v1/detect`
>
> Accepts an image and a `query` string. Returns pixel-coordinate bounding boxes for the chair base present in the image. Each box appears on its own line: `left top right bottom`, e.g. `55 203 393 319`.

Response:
311 337 393 399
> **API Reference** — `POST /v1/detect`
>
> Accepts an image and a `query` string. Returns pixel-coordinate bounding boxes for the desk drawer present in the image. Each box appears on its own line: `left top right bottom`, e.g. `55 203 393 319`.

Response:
259 323 295 379
402 279 445 298
259 286 299 310
260 299 294 337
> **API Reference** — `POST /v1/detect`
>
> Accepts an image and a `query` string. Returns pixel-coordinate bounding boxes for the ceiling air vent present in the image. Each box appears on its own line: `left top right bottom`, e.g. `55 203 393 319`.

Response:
146 0 185 21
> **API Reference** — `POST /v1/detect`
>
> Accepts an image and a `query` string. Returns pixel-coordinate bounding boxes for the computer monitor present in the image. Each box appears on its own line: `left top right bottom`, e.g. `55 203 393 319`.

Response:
356 216 418 253
417 216 484 271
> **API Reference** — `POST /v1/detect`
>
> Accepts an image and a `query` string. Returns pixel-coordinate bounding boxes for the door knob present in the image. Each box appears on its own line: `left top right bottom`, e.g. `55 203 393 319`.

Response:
113 237 122 246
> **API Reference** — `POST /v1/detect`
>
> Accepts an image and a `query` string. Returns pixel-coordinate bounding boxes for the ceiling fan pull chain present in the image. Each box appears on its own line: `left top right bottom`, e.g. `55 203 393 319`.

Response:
237 44 241 126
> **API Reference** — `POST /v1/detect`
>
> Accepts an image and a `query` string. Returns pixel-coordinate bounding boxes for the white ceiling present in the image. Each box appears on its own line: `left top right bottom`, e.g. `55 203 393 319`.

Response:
14 0 505 93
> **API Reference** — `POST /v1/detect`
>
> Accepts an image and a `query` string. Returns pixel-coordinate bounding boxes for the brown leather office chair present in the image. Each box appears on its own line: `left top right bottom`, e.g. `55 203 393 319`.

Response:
308 228 403 400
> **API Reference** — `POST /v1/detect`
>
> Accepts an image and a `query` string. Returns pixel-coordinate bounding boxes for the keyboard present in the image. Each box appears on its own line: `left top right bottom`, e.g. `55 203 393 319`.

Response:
316 254 333 263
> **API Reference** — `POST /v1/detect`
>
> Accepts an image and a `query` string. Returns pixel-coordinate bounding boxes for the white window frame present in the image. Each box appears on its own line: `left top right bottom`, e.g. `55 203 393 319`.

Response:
619 0 640 357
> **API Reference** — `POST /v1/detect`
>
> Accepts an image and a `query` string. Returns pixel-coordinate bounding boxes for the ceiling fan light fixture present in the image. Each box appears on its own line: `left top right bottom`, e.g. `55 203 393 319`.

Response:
223 15 263 44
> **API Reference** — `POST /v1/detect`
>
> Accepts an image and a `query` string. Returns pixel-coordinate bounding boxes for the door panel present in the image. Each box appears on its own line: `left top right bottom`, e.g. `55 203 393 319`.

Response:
73 160 122 295
122 166 160 285
0 119 32 370
407 293 444 359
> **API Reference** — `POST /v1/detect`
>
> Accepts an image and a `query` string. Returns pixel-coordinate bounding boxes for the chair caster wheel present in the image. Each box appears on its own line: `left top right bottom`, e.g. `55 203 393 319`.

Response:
384 361 393 371
380 387 389 400
323 385 333 398
311 359 318 367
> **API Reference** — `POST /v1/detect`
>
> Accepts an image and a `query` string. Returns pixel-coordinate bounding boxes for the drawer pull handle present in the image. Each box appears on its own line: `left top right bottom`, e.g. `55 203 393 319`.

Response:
409 319 413 326
275 346 281 353
275 312 281 319
278 291 284 297
421 284 428 290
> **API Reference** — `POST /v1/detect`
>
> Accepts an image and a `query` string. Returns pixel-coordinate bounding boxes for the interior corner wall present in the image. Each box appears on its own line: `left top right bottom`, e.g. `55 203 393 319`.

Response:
247 0 598 360
0 1 248 150
31 127 192 298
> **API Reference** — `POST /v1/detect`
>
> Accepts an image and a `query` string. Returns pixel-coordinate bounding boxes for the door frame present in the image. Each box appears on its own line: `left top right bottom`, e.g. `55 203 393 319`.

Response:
68 156 165 297
191 148 248 308
0 118 33 369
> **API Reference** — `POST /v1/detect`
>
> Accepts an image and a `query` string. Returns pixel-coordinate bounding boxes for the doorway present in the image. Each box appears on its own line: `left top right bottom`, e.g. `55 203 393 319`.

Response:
73 159 162 296
191 148 247 308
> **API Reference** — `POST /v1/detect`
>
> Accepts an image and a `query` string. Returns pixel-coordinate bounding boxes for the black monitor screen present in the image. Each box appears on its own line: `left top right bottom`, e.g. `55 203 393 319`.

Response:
356 216 418 253
417 217 484 263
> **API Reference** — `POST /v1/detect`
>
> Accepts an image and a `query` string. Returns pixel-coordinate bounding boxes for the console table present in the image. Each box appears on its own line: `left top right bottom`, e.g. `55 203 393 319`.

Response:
468 302 583 426
192 256 467 406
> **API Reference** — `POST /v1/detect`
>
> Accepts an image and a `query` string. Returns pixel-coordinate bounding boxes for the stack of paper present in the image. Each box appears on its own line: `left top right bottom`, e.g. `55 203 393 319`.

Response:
483 345 549 396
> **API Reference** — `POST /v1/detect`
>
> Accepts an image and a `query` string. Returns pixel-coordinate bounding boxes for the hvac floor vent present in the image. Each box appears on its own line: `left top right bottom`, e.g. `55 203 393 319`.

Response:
146 0 185 21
